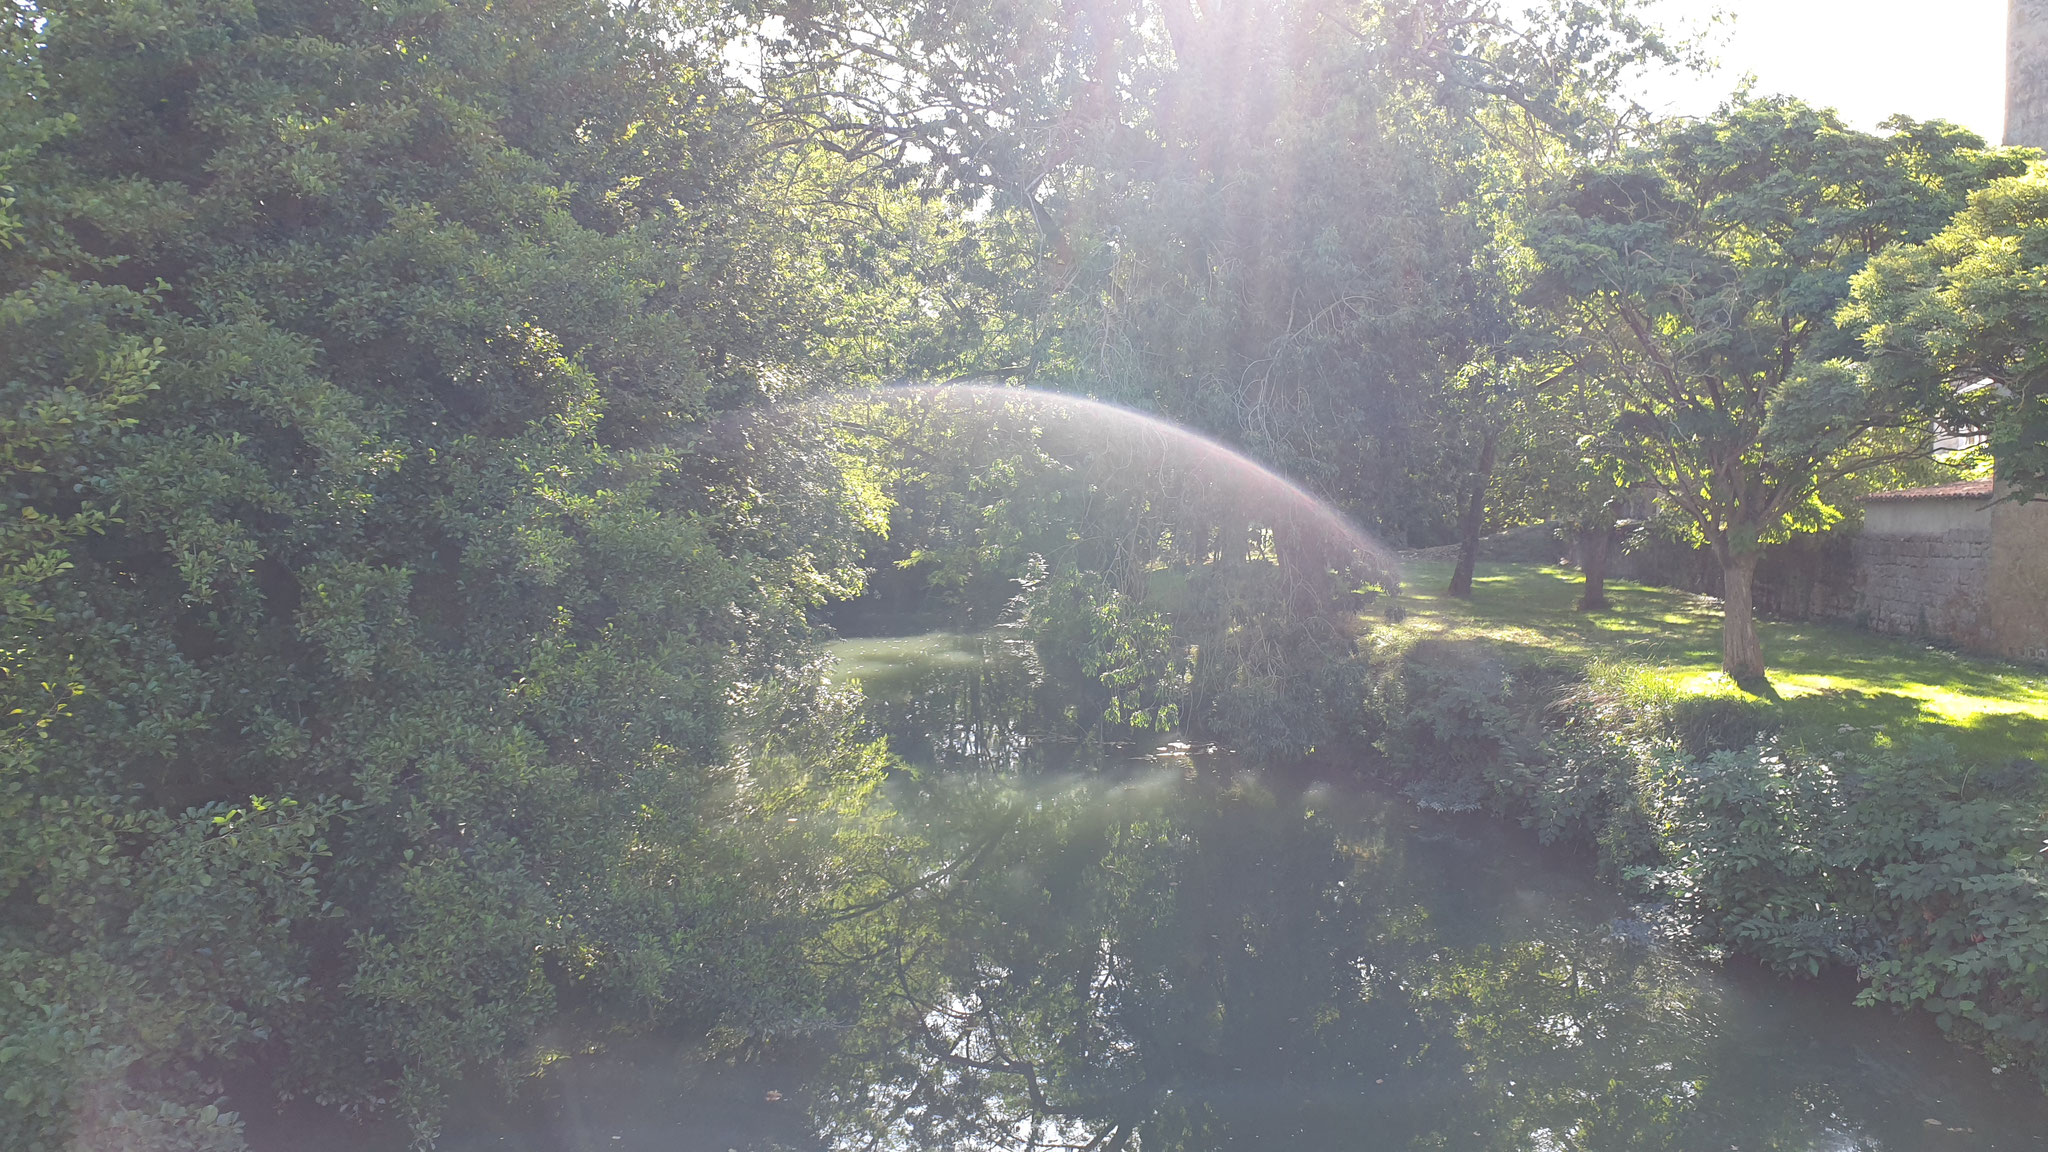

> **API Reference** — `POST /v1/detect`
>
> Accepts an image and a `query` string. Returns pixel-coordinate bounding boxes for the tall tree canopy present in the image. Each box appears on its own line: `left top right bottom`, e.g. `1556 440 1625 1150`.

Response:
0 0 920 1145
761 0 1680 543
1844 162 2048 500
1523 100 2023 682
772 0 1681 755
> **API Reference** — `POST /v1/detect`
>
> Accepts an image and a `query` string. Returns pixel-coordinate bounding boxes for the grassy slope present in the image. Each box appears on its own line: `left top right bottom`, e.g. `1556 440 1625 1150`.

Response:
1394 560 2048 765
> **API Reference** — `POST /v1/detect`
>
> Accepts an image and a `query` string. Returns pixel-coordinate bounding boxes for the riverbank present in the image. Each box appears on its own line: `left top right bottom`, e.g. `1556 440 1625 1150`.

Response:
1357 561 2048 1084
1394 560 2048 762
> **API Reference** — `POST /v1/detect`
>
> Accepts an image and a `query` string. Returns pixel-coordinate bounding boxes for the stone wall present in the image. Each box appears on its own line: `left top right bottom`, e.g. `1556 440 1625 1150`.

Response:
1988 497 2048 663
1602 533 1860 621
1600 498 2046 665
1851 526 1992 644
1865 495 1993 539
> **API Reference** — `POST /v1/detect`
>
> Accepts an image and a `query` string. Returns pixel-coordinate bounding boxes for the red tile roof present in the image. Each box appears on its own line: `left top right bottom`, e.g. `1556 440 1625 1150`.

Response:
1862 480 1995 502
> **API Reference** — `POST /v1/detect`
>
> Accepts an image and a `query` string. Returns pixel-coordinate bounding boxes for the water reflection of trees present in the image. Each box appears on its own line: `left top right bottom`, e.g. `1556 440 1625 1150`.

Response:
841 627 1185 775
814 767 1430 1151
804 761 1895 1152
1409 932 1890 1150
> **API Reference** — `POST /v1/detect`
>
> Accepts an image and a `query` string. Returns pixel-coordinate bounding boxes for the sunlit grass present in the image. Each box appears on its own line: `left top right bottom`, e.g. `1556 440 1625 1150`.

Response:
1393 561 2048 763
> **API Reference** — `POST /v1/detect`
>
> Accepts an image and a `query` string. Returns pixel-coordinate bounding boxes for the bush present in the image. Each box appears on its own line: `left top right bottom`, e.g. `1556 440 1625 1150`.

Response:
1629 741 1878 974
0 0 893 1144
1353 631 2048 1084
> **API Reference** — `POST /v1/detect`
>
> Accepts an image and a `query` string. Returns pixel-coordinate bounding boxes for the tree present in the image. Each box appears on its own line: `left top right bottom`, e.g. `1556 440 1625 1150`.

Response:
1843 163 2048 500
0 0 917 1144
1434 353 1515 599
759 0 1686 547
749 0 1685 755
1491 374 1635 611
1523 101 2023 683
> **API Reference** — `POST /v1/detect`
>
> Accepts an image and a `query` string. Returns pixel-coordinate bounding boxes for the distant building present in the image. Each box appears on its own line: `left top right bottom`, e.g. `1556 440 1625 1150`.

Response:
2013 0 2048 147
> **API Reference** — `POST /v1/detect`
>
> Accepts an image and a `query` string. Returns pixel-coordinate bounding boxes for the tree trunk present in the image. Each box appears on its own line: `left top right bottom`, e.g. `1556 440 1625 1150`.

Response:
1717 549 1767 683
1576 526 1614 611
1447 430 1499 599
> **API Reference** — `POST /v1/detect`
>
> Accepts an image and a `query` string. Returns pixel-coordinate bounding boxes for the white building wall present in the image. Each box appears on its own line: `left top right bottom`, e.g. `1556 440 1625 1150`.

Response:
2011 0 2048 146
1862 498 1994 538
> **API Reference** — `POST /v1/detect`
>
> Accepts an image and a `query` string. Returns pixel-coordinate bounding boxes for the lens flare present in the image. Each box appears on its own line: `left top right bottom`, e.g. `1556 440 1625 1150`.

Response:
828 382 1396 586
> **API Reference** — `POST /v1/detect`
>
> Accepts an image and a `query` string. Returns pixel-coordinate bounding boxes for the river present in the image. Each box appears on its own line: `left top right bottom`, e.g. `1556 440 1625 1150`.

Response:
277 631 2048 1152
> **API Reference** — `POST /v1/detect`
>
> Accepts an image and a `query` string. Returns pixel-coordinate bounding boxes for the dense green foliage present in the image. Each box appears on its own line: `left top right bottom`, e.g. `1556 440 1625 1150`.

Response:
796 0 1687 753
0 0 923 1144
839 388 1384 758
768 0 1678 543
1846 162 2048 500
1354 574 2048 1083
6 0 2048 1144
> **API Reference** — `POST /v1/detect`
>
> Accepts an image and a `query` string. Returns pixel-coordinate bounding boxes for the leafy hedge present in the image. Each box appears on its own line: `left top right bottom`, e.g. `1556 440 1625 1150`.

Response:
0 0 897 1146
1353 630 2048 1081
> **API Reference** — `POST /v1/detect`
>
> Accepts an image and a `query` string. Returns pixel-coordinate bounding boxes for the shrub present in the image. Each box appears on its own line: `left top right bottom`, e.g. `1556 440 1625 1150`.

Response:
0 0 891 1143
1353 631 2048 1083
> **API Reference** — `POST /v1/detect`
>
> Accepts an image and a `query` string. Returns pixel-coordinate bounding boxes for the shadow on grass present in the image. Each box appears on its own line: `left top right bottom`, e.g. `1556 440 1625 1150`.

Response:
1731 673 1782 702
1395 560 2048 764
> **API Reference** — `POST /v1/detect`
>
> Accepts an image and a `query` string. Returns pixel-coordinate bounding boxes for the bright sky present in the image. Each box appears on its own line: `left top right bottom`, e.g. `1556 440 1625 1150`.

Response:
1629 0 2010 142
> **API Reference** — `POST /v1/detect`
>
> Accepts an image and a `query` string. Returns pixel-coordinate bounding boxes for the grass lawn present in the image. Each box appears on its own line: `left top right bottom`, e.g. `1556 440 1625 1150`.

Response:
1393 560 2048 764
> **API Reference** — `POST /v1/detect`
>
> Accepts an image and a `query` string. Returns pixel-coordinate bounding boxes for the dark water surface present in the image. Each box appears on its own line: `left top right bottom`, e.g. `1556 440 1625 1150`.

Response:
267 633 2048 1152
